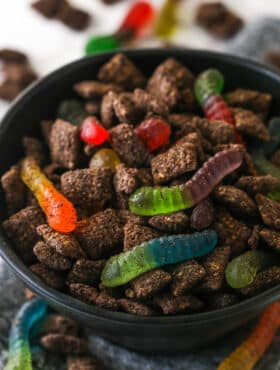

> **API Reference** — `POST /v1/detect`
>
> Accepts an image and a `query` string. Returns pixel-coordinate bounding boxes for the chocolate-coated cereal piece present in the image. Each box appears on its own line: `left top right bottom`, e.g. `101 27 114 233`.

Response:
147 58 195 111
248 225 261 249
148 212 189 233
67 356 105 370
37 224 86 260
133 88 169 117
69 283 119 310
213 185 257 217
61 168 113 210
56 2 90 31
67 259 106 285
240 266 280 296
114 164 139 195
98 53 146 90
151 142 197 184
34 241 72 271
154 294 203 315
171 260 206 296
123 222 160 251
199 246 231 292
109 124 149 167
0 48 28 64
271 149 280 167
192 117 235 145
208 12 243 39
214 208 251 255
126 269 171 300
116 210 146 225
259 228 280 253
4 63 37 85
118 298 155 316
176 132 206 163
85 101 101 116
190 199 215 230
113 92 141 125
2 206 44 262
22 136 46 166
30 263 65 289
209 293 239 309
50 119 81 169
74 80 123 99
0 80 25 101
225 88 272 120
40 333 88 354
235 175 279 195
40 314 80 336
74 209 124 259
100 91 118 128
31 0 62 18
255 194 280 230
232 108 270 141
1 165 26 215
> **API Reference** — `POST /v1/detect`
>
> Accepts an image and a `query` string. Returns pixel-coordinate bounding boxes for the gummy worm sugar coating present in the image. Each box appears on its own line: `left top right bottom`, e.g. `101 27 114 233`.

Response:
21 157 77 233
225 250 266 289
129 149 243 216
4 298 47 370
194 69 224 105
218 301 280 370
102 230 217 287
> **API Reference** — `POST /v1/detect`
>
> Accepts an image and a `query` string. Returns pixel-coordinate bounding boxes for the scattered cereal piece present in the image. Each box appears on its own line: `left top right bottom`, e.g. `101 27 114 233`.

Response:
50 119 81 169
209 293 239 309
40 333 88 354
214 208 251 255
123 222 160 251
30 263 65 289
126 269 171 299
240 266 280 296
171 260 206 296
1 165 26 215
259 228 280 253
190 199 215 230
255 194 280 230
199 246 231 292
31 0 61 18
37 224 86 260
56 3 90 31
2 206 44 262
109 123 149 167
22 136 46 166
61 168 113 211
225 88 272 120
118 298 155 316
248 225 261 249
34 241 72 271
40 314 80 336
98 53 146 90
235 175 279 195
67 355 105 370
0 48 28 64
148 212 189 233
69 283 119 310
74 80 123 99
151 142 197 184
4 63 37 85
0 80 25 101
213 185 257 217
232 108 270 141
67 259 106 285
154 294 203 315
74 209 124 259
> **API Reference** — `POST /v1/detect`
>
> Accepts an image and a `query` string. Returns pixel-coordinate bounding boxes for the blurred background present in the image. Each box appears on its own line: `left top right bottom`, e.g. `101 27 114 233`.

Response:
1 0 280 118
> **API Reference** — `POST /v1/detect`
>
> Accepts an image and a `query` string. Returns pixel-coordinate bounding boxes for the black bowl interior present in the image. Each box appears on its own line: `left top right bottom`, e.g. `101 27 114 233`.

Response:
1 49 280 353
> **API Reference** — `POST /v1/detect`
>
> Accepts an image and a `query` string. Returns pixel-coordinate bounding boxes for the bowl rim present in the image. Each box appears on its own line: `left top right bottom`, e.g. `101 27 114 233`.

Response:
1 47 280 327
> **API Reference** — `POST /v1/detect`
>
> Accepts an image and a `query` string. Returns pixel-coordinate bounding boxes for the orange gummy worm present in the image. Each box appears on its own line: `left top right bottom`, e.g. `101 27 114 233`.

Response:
218 301 280 370
21 157 77 233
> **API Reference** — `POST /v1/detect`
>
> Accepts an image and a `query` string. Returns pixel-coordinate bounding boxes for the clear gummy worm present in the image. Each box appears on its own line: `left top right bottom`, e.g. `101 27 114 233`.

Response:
101 229 218 287
129 149 243 216
218 301 280 370
4 298 47 370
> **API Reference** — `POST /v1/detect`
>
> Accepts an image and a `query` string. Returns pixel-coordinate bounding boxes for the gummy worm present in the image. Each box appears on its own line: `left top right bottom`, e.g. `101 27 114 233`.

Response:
21 157 77 233
225 250 267 289
129 148 243 216
101 229 218 287
4 298 48 370
218 301 280 370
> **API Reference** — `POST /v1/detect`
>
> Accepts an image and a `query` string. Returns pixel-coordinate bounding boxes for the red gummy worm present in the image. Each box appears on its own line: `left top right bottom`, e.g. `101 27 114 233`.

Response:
203 95 244 144
135 117 171 152
118 1 156 38
218 301 280 370
80 117 109 145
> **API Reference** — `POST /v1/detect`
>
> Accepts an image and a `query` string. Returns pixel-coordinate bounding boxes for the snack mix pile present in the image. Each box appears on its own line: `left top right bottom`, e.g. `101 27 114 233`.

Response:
1 53 280 320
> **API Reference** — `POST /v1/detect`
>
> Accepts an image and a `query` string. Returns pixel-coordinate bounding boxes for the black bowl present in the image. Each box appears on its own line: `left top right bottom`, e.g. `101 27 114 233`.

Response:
1 49 280 354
